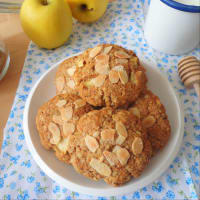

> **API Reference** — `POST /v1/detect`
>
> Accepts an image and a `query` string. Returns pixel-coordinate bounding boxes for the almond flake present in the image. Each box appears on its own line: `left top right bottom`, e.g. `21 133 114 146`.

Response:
48 122 61 145
116 122 127 138
95 54 109 64
85 135 99 153
89 158 111 177
56 100 67 108
57 138 69 153
116 147 130 165
99 156 104 162
118 70 128 84
109 70 119 83
93 74 107 87
89 46 102 58
116 58 128 64
135 71 143 86
103 46 113 54
66 135 75 153
95 63 109 75
130 57 138 66
52 115 63 125
129 107 140 118
112 145 121 154
103 151 118 166
63 122 75 137
101 129 115 143
67 66 76 76
74 99 86 109
77 59 84 67
93 131 100 138
112 65 124 71
142 115 156 128
67 80 75 89
130 72 137 85
60 106 73 121
132 137 143 155
116 135 126 145
56 76 65 92
114 51 131 59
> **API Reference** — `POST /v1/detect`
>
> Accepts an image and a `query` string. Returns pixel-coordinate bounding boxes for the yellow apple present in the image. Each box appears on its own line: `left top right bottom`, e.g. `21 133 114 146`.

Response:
67 0 109 23
20 0 73 49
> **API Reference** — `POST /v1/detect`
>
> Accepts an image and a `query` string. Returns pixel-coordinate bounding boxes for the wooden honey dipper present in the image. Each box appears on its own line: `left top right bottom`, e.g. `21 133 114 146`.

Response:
178 56 200 99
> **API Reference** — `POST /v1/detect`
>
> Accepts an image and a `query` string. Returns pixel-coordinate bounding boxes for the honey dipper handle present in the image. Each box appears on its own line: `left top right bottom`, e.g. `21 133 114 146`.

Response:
193 82 200 100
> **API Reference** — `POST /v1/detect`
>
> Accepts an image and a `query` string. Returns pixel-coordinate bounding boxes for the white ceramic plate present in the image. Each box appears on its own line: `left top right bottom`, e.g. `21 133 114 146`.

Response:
23 56 184 197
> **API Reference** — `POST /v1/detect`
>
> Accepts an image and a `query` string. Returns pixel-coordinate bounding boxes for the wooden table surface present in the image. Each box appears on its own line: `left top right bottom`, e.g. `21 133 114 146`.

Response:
0 14 29 151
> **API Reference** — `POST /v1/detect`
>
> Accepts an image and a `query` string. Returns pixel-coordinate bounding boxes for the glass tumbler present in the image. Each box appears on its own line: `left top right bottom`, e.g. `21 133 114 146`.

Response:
0 39 10 81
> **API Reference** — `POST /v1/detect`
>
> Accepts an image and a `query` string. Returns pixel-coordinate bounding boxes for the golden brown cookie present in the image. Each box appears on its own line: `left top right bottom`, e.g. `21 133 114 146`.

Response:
73 44 147 107
70 108 152 186
55 55 84 95
129 90 171 155
35 93 93 163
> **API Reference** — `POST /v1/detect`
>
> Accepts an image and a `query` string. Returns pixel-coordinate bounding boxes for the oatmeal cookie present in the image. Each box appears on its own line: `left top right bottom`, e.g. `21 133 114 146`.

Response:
55 55 84 95
35 93 93 163
129 90 171 155
70 108 152 186
73 44 147 107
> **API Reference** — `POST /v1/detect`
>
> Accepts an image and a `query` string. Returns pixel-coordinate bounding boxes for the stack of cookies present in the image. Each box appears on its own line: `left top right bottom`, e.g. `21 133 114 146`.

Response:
36 44 171 186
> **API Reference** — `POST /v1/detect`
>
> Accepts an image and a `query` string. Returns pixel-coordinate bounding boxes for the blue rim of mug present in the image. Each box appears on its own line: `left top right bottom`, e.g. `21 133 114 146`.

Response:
161 0 200 13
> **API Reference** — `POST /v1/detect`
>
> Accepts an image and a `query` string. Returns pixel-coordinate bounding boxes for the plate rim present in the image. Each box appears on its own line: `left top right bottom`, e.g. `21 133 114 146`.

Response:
23 56 184 197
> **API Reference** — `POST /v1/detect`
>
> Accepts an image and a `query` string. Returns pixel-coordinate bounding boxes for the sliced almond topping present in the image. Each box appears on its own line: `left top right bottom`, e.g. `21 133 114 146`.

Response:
115 122 127 145
116 135 126 145
112 65 124 71
85 135 99 153
93 74 107 87
101 129 115 143
116 58 128 64
118 70 128 84
114 51 131 59
57 137 69 153
74 99 86 109
95 63 109 75
142 115 156 128
89 158 111 177
135 71 143 85
99 156 104 162
103 151 118 166
109 70 119 84
60 106 73 121
77 59 84 67
48 122 61 145
63 122 75 137
129 107 140 118
116 147 130 165
66 135 75 153
116 122 127 138
95 54 109 64
103 46 112 54
56 100 67 108
89 46 102 58
130 72 137 85
67 66 76 76
56 76 65 92
130 57 138 64
112 145 121 154
52 115 63 125
67 80 75 89
93 131 100 138
132 137 143 155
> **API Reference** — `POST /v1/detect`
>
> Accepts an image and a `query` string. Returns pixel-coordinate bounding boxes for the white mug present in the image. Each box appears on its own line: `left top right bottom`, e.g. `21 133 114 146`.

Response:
144 0 200 55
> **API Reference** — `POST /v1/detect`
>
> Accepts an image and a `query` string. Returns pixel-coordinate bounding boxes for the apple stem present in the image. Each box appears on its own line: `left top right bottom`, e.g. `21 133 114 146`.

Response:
42 0 48 5
81 4 93 11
